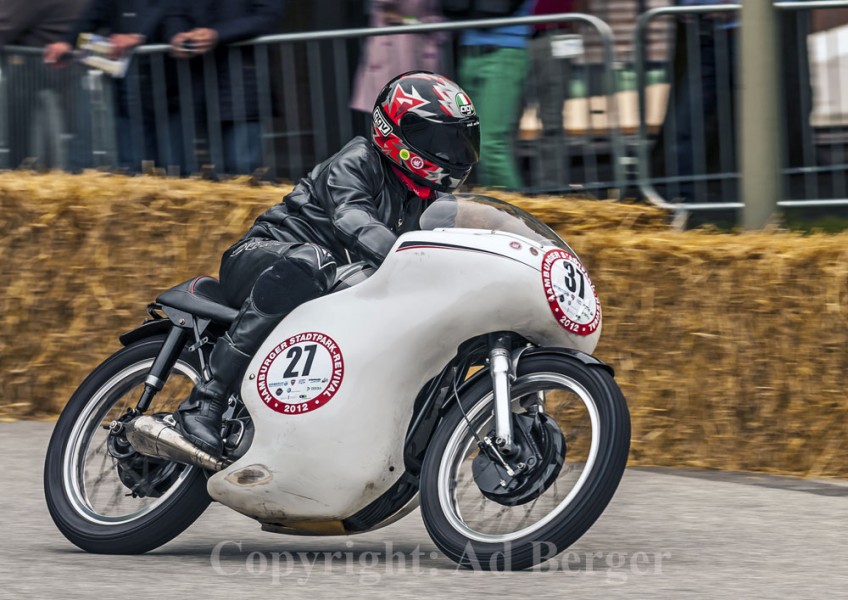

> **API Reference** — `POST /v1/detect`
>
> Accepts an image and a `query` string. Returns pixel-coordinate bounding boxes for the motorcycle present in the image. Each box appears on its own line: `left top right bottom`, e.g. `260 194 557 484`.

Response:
44 194 630 570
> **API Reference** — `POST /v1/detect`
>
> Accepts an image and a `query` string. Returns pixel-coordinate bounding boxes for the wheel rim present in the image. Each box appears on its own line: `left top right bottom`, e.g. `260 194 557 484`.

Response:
437 373 601 543
63 358 200 525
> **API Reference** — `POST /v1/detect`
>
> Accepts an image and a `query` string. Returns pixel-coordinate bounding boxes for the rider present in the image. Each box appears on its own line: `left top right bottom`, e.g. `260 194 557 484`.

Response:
176 71 481 456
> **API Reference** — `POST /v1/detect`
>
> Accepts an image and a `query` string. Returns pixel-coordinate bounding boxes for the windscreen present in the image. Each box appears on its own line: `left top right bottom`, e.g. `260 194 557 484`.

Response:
419 194 573 252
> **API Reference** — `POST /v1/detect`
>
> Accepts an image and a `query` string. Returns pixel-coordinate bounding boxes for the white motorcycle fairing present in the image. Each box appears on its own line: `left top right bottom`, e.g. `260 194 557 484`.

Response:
207 227 602 533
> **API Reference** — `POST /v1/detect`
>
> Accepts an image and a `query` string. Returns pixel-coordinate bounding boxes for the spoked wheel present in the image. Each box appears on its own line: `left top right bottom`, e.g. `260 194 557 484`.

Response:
419 354 630 570
44 336 211 554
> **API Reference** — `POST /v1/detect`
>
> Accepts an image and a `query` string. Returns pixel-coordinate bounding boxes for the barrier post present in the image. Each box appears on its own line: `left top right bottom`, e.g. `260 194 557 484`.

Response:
740 0 782 229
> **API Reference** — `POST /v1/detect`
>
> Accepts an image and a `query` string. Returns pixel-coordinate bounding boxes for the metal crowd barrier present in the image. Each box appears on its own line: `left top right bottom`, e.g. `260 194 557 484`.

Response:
0 13 624 196
634 1 848 216
7 5 848 215
0 48 116 171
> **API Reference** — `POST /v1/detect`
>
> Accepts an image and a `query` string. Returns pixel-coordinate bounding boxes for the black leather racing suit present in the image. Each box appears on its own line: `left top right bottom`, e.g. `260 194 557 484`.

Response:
185 138 432 444
175 138 438 455
221 136 430 307
239 136 430 269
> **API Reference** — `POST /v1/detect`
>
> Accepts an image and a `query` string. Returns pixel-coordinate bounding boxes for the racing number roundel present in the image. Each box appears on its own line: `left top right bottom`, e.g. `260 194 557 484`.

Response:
256 332 344 415
541 249 601 336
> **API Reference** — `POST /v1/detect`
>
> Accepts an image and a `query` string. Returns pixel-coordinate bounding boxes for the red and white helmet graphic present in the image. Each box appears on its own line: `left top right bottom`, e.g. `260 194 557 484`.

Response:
371 71 480 193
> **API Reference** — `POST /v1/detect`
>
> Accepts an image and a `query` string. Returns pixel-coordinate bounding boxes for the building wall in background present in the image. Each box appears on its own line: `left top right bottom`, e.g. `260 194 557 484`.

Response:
812 8 848 33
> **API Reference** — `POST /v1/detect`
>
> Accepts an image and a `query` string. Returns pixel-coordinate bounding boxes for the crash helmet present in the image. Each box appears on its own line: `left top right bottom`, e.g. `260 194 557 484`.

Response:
371 71 480 192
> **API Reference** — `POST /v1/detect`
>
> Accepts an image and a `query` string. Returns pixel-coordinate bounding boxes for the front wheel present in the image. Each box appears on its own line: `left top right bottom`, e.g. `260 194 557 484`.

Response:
44 336 211 554
419 354 630 570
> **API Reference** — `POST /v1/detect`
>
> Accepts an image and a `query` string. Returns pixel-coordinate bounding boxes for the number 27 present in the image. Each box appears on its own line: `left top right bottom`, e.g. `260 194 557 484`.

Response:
283 344 317 378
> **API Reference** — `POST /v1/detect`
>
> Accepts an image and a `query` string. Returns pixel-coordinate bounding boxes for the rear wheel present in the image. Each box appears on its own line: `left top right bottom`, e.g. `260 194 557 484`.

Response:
419 354 630 570
44 336 211 554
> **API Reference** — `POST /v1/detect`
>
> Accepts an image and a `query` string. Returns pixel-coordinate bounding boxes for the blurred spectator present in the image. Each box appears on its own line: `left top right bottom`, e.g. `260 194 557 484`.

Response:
350 0 444 135
43 0 174 172
1 0 88 169
652 0 812 202
527 0 587 190
458 0 536 190
44 0 166 67
167 0 287 175
651 0 739 202
0 0 88 47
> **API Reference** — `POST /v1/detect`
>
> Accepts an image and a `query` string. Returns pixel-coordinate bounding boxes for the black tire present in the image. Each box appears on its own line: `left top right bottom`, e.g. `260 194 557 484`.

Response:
419 354 630 571
44 336 212 554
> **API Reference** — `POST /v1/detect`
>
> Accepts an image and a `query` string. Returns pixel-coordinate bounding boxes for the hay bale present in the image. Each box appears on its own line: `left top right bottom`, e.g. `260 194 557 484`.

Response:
1 172 846 478
0 172 285 424
579 229 848 478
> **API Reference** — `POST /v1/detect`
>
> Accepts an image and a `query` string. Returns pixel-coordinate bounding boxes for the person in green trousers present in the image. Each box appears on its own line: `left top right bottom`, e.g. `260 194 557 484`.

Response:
458 0 535 190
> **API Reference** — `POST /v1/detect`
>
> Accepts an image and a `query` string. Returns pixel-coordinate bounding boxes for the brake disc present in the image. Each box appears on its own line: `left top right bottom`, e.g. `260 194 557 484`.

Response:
471 412 566 506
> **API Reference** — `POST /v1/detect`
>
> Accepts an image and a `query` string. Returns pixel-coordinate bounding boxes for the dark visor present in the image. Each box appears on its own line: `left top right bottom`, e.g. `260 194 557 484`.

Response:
401 114 481 167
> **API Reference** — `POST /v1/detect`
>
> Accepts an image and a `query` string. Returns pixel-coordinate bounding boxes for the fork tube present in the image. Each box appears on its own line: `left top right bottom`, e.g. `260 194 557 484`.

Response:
136 325 190 413
489 342 515 455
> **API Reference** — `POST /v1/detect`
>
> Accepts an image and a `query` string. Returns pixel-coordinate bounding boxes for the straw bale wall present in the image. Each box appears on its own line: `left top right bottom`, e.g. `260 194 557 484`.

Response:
1 172 845 477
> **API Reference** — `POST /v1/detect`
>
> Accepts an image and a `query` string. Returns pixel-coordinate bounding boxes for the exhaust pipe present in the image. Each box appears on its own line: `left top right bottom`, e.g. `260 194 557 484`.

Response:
124 415 230 472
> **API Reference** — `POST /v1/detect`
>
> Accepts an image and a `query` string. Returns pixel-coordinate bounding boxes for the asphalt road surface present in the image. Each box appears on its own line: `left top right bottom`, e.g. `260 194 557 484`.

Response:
2 422 846 599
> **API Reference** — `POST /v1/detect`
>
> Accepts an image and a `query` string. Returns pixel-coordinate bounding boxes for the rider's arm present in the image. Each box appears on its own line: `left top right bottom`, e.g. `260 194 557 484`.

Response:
325 148 397 268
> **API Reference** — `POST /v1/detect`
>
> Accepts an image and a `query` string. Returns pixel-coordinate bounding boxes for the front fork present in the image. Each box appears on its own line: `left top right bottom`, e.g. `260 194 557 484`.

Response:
488 338 516 455
488 334 538 456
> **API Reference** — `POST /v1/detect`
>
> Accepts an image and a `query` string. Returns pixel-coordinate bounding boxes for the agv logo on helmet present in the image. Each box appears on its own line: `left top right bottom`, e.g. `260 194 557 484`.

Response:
455 93 475 116
372 108 393 137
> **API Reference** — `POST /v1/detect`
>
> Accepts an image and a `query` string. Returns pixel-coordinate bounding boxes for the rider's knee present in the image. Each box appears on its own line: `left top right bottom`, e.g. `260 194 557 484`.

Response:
250 244 337 316
283 243 338 294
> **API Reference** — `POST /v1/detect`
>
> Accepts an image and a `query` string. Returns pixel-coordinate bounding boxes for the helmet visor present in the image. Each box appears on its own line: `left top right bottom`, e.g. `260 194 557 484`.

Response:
401 114 481 168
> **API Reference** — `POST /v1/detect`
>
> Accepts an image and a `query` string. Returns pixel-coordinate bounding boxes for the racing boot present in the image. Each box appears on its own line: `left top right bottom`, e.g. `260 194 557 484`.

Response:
175 333 249 456
177 244 337 456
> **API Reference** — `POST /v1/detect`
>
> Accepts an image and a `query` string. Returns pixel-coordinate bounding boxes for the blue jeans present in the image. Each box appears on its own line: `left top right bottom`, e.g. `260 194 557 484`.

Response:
222 121 261 174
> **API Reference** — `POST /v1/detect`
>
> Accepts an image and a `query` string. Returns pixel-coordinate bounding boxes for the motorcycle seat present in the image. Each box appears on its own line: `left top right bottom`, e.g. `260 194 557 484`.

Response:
157 263 374 327
156 276 239 325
